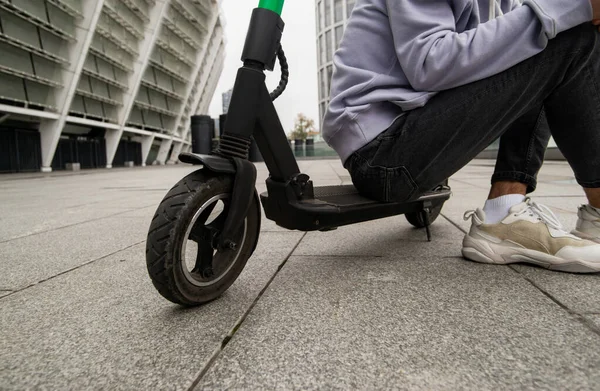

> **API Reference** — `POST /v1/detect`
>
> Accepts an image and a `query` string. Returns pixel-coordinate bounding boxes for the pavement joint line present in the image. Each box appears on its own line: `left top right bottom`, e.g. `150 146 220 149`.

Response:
546 205 577 214
441 213 468 234
534 195 587 198
290 254 385 258
329 162 345 184
443 212 599 337
0 204 157 245
186 232 308 391
448 178 490 190
0 240 146 300
508 266 600 338
0 165 189 182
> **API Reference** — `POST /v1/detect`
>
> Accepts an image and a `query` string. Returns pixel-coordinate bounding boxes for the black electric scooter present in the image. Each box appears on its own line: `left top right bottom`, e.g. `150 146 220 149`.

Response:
145 1 452 306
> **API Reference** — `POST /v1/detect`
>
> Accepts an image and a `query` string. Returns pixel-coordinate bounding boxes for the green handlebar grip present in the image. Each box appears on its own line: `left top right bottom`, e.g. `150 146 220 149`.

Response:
258 0 284 15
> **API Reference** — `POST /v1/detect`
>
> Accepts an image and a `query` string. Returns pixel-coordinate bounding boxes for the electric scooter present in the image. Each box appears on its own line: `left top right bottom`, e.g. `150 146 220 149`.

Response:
145 0 452 306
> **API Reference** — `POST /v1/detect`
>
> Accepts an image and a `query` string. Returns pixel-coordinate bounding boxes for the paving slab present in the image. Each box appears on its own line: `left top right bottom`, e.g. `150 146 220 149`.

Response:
588 315 600 329
198 253 600 390
0 216 148 291
2 159 599 390
294 216 462 257
0 167 195 242
510 266 600 314
0 231 304 390
0 203 158 243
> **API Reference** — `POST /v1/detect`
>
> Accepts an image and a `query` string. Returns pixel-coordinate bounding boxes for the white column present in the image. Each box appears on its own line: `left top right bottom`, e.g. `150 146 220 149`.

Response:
155 138 173 165
176 25 223 142
105 0 171 168
180 37 225 143
198 50 224 114
168 141 184 164
140 134 155 167
170 7 220 137
38 0 106 172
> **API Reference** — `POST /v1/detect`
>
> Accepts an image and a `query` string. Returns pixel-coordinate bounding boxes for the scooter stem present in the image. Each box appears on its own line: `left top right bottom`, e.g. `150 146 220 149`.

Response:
258 0 284 15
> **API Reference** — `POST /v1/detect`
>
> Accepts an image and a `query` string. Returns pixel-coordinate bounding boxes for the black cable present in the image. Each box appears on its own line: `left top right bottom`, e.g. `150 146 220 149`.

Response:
269 44 289 101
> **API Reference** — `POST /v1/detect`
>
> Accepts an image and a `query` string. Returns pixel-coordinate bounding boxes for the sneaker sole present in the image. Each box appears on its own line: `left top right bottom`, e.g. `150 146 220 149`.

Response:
462 235 600 273
571 230 600 244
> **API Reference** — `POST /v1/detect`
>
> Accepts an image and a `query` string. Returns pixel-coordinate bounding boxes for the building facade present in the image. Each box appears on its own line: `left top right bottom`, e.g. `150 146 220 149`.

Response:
0 0 226 173
221 87 232 113
315 0 354 129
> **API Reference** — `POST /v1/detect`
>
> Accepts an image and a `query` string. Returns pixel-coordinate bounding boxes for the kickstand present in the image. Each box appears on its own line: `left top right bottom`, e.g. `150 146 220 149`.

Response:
421 208 432 242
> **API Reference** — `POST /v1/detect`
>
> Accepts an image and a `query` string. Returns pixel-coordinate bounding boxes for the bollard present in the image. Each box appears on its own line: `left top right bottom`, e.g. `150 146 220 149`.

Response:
294 139 305 158
219 114 227 137
191 115 214 155
305 138 315 157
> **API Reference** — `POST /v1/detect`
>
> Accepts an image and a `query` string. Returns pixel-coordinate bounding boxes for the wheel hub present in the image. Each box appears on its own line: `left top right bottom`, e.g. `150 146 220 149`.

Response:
180 194 247 287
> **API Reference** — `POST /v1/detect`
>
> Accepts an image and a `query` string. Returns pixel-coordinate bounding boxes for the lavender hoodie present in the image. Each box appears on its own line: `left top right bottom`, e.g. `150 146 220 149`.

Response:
322 0 593 163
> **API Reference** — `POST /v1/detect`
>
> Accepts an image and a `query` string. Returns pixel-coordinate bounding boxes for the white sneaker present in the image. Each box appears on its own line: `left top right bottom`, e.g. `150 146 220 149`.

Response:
462 198 600 273
572 205 600 244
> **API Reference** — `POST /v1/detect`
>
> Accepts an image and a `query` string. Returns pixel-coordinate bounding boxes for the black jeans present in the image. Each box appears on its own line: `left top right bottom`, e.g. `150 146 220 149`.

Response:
344 23 600 203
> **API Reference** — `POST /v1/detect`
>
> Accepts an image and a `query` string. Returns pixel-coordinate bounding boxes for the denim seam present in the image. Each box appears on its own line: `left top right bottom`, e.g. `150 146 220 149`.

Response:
576 178 600 188
585 57 600 124
492 171 538 188
523 108 546 177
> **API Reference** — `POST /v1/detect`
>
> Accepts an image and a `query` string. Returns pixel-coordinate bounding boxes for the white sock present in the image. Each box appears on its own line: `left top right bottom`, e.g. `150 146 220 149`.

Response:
483 194 526 224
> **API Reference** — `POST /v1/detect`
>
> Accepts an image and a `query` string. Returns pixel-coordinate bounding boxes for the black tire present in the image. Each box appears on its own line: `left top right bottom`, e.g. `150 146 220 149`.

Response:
405 202 444 228
405 179 449 228
145 169 261 306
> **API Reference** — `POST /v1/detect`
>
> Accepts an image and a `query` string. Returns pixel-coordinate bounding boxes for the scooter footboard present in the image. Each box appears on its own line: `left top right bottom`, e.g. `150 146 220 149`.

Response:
260 184 451 231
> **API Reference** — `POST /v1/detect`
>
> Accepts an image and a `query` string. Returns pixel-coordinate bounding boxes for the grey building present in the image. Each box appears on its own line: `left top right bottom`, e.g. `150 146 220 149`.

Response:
0 0 226 173
221 87 232 113
315 0 354 128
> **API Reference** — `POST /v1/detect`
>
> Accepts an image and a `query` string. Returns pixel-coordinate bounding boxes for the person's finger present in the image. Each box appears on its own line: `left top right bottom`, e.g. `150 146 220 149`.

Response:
593 19 600 25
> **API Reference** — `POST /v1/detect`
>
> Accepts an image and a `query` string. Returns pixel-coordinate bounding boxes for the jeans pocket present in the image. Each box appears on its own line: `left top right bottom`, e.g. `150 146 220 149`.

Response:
346 154 418 203
346 154 388 201
385 166 418 203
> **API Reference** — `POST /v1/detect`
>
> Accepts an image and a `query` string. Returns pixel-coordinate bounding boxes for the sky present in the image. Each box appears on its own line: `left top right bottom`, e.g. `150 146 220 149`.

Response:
208 2 319 135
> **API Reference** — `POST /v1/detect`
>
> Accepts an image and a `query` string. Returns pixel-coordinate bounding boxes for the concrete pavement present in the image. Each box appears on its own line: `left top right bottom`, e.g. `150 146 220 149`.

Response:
1 160 599 390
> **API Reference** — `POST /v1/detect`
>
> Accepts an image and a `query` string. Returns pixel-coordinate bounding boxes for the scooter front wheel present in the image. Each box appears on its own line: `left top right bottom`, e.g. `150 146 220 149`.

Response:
145 170 260 306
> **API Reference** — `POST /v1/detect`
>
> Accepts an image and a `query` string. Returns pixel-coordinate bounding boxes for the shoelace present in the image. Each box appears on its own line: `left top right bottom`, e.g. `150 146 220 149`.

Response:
463 198 566 231
519 198 565 232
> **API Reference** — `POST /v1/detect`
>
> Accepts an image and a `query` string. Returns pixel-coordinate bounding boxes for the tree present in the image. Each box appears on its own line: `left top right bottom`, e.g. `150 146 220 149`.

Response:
289 113 315 141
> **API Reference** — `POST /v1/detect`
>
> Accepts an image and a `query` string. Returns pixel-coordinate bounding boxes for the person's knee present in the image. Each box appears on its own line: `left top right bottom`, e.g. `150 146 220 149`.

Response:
553 23 598 53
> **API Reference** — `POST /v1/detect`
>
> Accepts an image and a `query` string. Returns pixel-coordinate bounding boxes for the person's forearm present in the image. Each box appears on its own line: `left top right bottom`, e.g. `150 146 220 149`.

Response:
387 0 592 91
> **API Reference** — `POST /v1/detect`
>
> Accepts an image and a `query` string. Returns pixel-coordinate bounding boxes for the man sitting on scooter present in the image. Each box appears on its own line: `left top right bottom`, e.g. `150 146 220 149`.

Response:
322 0 600 272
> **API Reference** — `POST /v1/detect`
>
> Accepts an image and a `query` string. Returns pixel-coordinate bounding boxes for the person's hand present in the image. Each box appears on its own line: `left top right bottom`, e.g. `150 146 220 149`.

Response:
593 19 600 32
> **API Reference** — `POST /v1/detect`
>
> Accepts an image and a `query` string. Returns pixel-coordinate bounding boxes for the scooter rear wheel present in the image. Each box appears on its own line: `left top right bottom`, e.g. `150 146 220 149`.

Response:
405 202 444 228
405 179 449 228
145 170 260 306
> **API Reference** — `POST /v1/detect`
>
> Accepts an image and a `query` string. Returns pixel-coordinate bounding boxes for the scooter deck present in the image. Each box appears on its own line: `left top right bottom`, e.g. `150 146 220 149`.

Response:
260 184 451 231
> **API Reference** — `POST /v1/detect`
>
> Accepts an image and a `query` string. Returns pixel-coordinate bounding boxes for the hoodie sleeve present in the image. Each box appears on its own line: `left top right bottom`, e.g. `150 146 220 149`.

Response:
386 0 592 92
